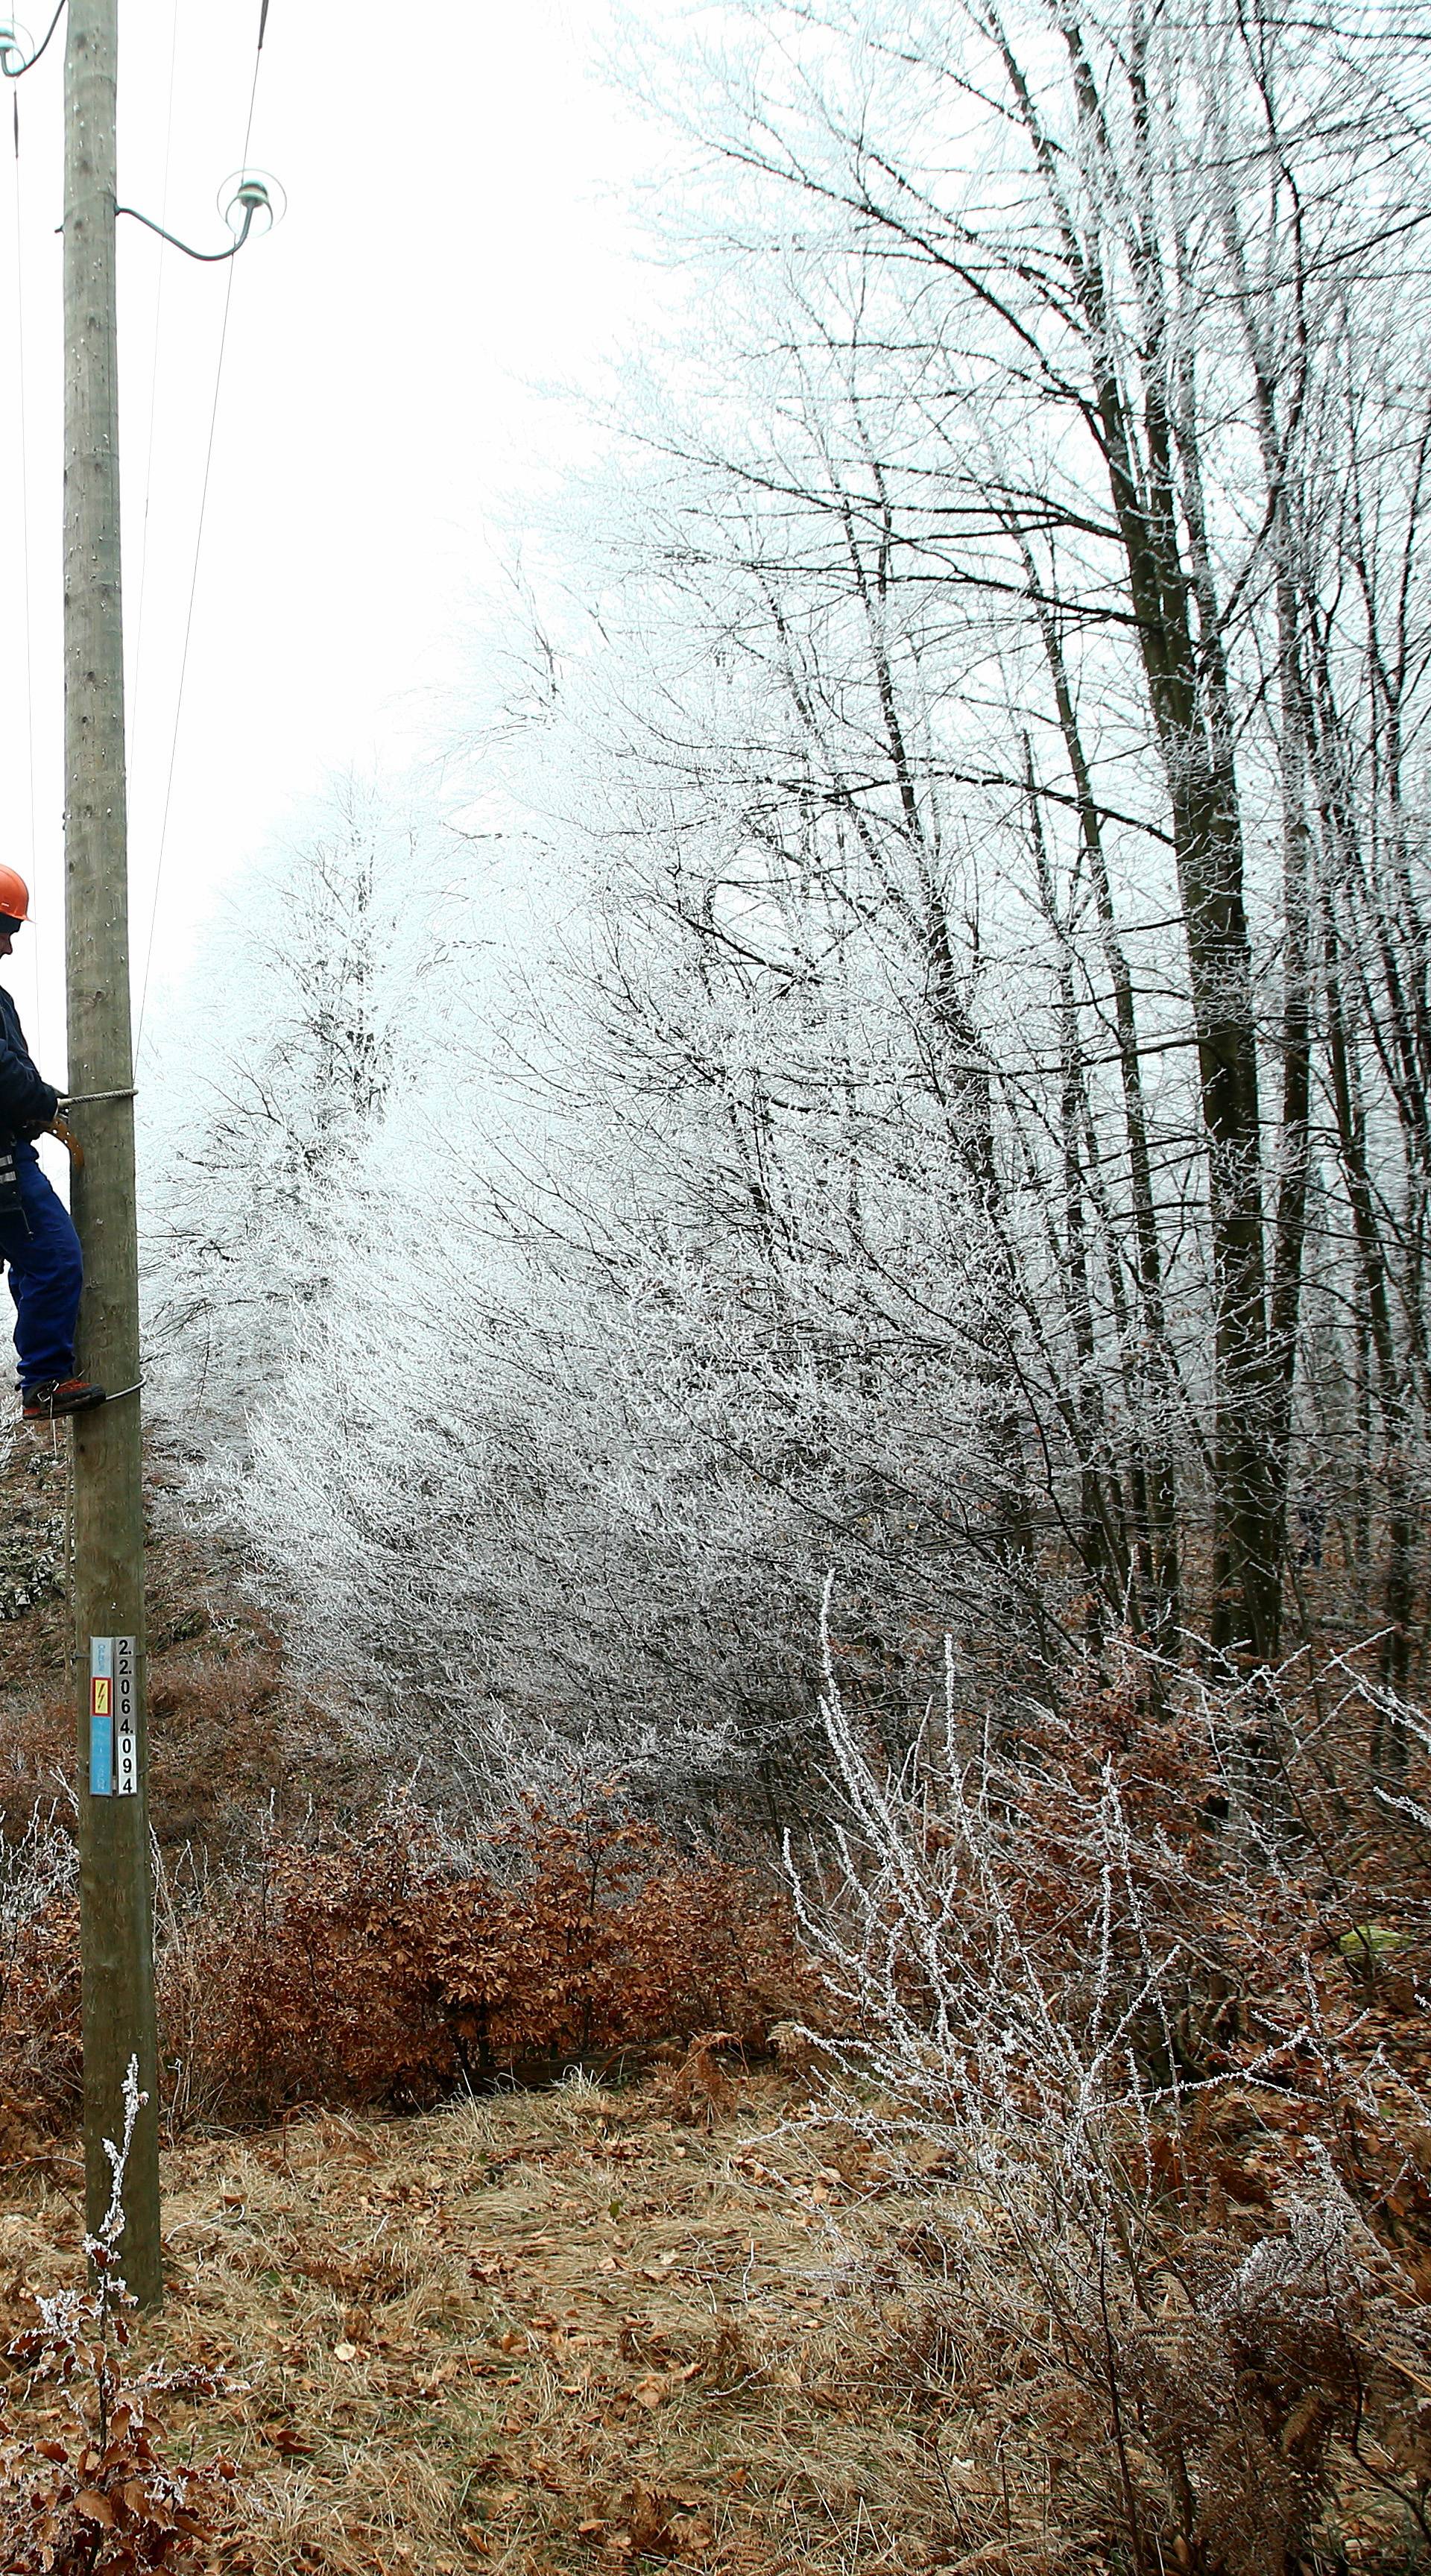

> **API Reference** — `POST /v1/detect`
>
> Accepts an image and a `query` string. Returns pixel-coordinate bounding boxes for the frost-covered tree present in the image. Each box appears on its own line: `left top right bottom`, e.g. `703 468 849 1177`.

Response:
139 778 475 1458
148 0 1431 1815
596 0 1431 1681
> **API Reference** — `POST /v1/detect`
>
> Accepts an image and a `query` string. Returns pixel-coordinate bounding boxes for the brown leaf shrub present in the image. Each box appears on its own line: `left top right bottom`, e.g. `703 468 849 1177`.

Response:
405 1808 803 2072
0 1796 811 2138
0 2370 236 2575
169 1798 811 2125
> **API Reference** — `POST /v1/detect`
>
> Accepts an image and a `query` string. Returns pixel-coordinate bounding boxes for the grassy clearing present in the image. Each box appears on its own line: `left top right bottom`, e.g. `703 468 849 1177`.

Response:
0 2070 988 2576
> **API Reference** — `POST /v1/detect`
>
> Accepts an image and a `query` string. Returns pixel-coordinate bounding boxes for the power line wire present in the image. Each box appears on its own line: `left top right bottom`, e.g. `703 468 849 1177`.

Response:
126 0 180 809
0 1 66 82
136 18 266 1048
11 84 38 1035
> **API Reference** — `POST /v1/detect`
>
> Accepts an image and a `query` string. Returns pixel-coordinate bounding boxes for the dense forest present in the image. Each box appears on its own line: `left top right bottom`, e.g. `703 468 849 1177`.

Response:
151 0 1431 1781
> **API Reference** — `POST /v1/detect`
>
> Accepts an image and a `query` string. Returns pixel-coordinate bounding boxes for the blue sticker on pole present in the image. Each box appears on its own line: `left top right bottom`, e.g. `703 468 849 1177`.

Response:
89 1636 114 1796
89 1636 138 1799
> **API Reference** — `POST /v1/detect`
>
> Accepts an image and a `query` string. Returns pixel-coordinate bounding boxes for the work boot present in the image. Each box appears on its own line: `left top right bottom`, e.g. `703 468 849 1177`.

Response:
22 1376 107 1421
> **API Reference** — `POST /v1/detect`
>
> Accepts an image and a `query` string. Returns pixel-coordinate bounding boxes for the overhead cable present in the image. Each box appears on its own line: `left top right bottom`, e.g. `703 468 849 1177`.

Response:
0 3 66 79
137 16 270 1044
126 0 180 816
9 60 37 1034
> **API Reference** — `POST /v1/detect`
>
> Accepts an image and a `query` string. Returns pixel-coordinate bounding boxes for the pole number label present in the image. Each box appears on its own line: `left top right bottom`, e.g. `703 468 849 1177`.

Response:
89 1636 137 1797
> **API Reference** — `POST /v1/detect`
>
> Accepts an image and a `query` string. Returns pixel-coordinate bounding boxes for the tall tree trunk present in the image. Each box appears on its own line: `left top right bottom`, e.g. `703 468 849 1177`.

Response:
1323 912 1415 1746
1008 15 1280 1659
1024 561 1181 1648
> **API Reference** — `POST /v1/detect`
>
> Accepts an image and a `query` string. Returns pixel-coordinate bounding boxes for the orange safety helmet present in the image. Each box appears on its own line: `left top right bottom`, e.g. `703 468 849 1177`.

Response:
0 866 31 924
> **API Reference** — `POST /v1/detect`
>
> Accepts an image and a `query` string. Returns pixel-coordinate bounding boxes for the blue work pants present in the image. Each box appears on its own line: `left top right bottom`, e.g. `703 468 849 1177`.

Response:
0 1143 83 1390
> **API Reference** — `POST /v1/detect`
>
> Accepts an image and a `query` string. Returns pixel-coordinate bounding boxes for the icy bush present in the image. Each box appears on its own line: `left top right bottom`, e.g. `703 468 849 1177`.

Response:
790 1589 1431 2572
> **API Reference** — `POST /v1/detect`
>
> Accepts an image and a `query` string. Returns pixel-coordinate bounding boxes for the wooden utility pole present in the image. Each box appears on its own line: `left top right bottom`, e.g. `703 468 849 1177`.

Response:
63 0 162 2305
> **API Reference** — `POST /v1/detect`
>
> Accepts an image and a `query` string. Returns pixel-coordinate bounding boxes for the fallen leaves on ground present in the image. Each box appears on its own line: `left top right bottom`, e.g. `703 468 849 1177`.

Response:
0 2071 979 2575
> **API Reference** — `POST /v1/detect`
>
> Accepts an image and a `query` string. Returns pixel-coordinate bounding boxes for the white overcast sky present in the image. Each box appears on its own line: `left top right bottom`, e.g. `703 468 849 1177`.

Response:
0 0 653 1078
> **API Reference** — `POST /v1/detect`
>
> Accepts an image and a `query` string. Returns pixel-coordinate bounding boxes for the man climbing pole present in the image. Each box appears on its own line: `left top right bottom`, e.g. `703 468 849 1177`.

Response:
0 866 106 1421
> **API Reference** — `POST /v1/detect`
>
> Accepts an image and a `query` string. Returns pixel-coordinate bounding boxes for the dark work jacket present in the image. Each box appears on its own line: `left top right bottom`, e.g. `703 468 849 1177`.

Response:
0 985 58 1149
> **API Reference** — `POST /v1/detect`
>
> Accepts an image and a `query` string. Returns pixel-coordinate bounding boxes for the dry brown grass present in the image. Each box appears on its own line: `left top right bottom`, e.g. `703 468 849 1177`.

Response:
0 2068 988 2576
1 2058 1423 2573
